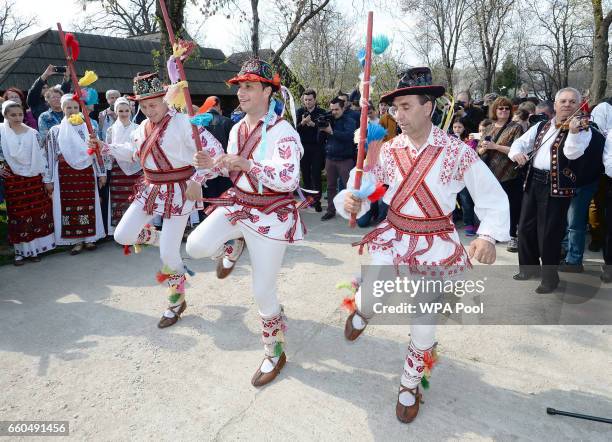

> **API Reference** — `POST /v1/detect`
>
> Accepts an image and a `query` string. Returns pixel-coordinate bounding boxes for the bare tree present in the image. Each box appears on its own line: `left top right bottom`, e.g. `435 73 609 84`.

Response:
524 0 592 94
200 0 331 59
268 0 331 63
465 0 516 94
0 0 38 45
589 0 612 104
77 0 158 37
286 7 360 93
401 0 472 93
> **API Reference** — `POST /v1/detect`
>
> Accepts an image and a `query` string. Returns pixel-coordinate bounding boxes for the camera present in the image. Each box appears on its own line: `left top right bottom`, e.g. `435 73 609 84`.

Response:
316 111 333 128
528 113 548 126
53 66 67 73
484 135 492 142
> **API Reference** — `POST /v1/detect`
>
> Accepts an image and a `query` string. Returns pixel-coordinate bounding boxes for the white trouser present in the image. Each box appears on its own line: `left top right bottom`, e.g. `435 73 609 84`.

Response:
186 208 287 317
114 201 189 272
355 251 437 352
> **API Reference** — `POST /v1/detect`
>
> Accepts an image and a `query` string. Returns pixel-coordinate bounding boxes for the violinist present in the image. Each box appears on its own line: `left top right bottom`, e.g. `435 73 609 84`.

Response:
508 87 605 294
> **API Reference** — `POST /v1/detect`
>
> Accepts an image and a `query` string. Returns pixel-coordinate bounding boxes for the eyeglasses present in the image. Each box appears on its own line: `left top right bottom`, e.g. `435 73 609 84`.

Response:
497 107 511 111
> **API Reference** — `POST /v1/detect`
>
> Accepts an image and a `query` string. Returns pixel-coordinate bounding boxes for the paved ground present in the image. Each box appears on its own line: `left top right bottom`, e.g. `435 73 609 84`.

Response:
1 209 611 441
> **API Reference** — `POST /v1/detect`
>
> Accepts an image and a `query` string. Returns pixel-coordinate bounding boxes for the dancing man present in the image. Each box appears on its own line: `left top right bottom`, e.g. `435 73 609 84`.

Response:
89 72 223 328
186 58 307 387
336 68 510 423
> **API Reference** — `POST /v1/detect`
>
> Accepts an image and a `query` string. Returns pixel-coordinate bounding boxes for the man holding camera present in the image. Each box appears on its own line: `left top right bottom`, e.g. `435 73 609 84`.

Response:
319 97 357 220
27 65 71 121
296 89 325 212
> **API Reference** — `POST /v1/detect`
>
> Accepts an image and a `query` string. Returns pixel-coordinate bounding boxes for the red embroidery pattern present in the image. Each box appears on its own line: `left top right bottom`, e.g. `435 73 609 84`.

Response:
437 130 463 185
278 145 292 159
453 147 480 182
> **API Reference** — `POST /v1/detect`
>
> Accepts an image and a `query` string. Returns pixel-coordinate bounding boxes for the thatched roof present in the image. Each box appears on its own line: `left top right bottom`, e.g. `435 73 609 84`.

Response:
0 29 240 96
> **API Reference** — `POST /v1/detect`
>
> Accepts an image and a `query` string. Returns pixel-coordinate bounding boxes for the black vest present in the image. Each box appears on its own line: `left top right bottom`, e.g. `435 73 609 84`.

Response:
524 120 604 197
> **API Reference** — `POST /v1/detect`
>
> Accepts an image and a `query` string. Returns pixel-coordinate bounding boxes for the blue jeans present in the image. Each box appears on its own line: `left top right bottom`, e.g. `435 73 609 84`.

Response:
458 188 476 226
357 201 389 227
561 181 598 264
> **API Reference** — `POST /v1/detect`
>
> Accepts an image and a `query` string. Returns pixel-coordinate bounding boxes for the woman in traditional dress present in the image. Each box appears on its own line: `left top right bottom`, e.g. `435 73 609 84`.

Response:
44 94 106 255
0 101 55 265
104 97 141 235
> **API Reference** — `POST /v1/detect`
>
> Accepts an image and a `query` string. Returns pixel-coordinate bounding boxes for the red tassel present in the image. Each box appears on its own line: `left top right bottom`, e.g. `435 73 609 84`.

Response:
87 148 95 155
123 245 131 256
156 272 169 284
580 100 590 113
367 182 387 202
65 33 80 61
423 350 437 371
341 297 356 313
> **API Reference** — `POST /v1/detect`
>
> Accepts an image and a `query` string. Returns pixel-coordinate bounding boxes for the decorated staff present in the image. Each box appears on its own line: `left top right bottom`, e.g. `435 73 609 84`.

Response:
158 0 202 152
56 24 104 169
349 13 390 227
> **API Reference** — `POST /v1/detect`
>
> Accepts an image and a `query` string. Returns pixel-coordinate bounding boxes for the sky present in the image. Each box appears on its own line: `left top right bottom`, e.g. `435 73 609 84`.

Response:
16 0 419 64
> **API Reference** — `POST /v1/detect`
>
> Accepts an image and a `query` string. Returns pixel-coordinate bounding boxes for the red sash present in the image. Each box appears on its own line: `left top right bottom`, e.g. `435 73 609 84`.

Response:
354 145 465 268
204 117 306 241
138 114 195 218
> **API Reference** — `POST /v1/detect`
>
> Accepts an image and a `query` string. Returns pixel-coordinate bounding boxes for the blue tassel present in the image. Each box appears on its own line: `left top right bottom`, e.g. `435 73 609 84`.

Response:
366 123 387 149
190 112 213 127
184 265 195 277
255 99 278 194
352 176 376 199
372 35 390 55
83 87 99 106
357 48 366 67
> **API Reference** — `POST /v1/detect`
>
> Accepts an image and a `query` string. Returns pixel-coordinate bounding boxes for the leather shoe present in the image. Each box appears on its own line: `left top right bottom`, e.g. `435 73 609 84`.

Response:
600 266 612 283
513 270 540 281
396 385 422 424
535 279 559 294
344 311 368 341
251 352 286 387
314 201 322 212
321 212 335 221
558 261 584 273
157 301 187 328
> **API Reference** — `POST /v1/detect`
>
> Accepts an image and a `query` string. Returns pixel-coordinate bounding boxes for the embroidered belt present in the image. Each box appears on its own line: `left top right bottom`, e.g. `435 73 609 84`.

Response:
204 187 311 242
143 166 195 185
386 209 454 235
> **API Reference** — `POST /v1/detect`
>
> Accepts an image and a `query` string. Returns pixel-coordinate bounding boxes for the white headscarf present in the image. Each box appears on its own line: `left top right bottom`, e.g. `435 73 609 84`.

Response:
60 94 76 109
0 121 46 177
108 115 140 175
57 116 92 170
113 97 130 111
2 100 20 116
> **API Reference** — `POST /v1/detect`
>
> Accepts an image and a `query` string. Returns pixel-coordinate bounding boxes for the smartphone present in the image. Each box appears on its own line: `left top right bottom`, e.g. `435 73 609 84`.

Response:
53 66 67 73
469 132 481 140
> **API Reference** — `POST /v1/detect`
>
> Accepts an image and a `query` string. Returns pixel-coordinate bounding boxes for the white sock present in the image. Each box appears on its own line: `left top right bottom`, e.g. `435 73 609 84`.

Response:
163 309 176 318
222 257 234 269
399 387 417 406
260 356 280 373
352 313 367 330
15 256 24 261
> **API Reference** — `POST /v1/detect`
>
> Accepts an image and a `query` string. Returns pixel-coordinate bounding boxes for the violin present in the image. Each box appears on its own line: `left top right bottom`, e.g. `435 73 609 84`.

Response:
558 113 591 132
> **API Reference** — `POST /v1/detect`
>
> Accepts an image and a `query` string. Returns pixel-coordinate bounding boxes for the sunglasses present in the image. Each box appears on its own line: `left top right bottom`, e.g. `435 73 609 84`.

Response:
497 106 511 111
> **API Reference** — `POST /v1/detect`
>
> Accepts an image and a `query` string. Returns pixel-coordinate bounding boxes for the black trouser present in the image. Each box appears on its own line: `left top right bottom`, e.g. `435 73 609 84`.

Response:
200 176 233 221
501 177 524 238
100 170 111 235
517 169 571 283
300 143 325 199
603 176 612 264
